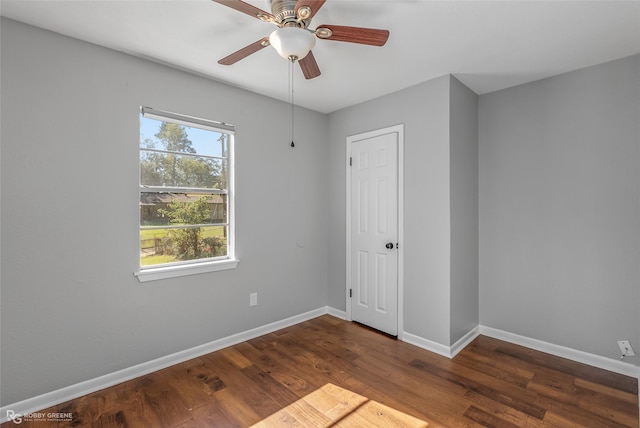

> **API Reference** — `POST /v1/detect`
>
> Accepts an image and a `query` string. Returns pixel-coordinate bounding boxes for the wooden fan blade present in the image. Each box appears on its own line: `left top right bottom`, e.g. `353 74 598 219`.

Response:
299 51 321 79
295 0 326 20
211 0 275 22
218 37 270 65
316 24 389 46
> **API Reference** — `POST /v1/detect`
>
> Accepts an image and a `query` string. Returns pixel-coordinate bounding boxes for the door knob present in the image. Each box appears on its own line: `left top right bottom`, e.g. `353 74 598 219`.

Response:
385 242 394 249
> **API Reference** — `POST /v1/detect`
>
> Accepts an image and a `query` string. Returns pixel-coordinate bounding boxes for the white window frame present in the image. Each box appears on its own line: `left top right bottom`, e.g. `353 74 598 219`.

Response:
134 107 238 282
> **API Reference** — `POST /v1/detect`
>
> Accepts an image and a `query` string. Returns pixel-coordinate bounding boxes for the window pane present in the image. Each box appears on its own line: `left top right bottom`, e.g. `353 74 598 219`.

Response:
140 225 228 267
140 151 227 189
139 108 233 273
140 116 229 158
140 193 227 226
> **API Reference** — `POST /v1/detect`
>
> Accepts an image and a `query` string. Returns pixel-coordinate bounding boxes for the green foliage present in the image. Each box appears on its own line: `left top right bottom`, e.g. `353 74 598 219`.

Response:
160 196 211 226
202 236 226 258
156 197 226 261
156 122 196 153
140 123 224 189
140 226 225 242
140 227 227 266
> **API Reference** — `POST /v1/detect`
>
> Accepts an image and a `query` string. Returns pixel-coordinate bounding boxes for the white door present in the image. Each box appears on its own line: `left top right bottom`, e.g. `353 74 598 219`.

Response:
348 128 399 336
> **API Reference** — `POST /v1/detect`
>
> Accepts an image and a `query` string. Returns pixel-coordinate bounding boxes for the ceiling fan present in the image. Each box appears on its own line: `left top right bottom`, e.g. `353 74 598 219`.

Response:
213 0 390 79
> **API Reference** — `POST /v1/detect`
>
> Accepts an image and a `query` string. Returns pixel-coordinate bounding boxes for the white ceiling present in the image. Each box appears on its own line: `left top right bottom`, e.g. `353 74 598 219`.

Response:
2 0 639 113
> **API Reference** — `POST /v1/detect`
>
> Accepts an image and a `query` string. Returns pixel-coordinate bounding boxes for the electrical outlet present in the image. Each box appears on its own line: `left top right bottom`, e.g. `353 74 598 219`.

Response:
249 292 258 307
617 340 635 357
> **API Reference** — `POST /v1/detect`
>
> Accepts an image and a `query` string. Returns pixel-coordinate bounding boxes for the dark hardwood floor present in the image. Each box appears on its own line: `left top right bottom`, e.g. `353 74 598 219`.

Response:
3 315 638 427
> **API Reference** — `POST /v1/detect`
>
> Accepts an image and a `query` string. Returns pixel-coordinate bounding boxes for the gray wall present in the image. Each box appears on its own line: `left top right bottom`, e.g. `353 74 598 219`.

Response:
449 77 479 344
0 18 329 405
479 55 640 363
328 75 479 346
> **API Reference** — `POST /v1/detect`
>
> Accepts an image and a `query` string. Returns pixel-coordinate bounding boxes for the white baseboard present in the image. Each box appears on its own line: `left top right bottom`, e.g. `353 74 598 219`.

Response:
326 307 347 320
402 324 640 381
402 326 480 359
403 332 453 358
479 325 640 379
451 327 481 357
0 306 331 424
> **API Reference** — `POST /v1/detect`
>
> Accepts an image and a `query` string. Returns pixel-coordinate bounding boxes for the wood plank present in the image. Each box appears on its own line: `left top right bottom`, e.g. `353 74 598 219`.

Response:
454 346 535 387
493 340 638 394
536 393 636 428
528 370 638 426
341 400 428 427
409 358 547 420
464 405 523 428
574 377 639 404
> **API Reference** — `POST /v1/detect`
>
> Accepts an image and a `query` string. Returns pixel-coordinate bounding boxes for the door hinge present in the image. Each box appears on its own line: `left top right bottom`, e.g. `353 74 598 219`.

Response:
349 157 352 166
349 289 352 298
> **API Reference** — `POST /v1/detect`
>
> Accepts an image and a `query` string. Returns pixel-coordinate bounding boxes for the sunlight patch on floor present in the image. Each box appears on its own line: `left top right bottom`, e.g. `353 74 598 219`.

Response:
251 383 429 427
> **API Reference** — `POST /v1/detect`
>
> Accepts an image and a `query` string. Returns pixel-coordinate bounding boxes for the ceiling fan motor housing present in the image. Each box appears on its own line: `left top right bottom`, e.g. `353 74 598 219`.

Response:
270 0 310 28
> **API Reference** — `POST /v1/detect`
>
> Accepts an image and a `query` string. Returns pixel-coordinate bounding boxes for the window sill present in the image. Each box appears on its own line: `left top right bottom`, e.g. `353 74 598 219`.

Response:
134 259 239 282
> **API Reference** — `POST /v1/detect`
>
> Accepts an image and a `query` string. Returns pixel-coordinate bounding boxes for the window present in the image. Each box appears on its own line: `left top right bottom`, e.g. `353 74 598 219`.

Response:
135 107 237 282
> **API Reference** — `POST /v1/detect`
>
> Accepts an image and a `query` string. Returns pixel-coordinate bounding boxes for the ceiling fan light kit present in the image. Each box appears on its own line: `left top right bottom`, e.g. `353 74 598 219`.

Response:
269 27 316 61
213 0 389 79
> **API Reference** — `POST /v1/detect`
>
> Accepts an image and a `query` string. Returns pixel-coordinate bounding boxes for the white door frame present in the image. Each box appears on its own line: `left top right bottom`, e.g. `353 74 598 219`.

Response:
346 124 404 339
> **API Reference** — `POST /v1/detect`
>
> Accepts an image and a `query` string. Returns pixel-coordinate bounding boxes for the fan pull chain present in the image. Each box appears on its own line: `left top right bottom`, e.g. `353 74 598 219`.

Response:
289 58 295 148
